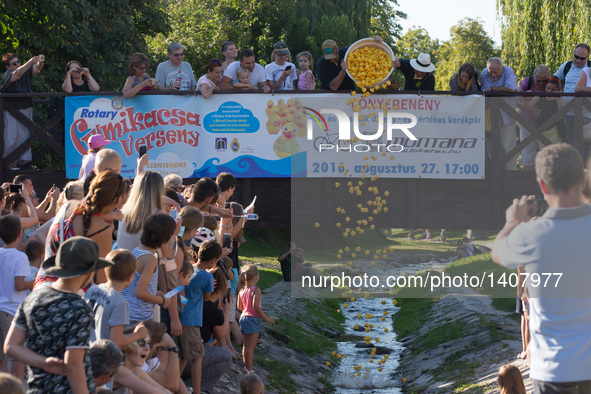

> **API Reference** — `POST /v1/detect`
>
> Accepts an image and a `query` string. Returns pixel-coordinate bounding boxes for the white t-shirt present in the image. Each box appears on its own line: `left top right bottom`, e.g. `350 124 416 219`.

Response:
0 247 31 315
197 74 217 89
155 61 197 91
496 204 591 382
265 62 297 90
224 61 266 86
140 357 160 374
79 152 97 181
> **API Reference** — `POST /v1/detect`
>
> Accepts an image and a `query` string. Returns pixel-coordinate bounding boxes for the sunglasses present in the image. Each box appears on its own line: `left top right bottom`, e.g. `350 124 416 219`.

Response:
172 53 184 57
137 339 152 348
11 59 20 66
574 54 588 61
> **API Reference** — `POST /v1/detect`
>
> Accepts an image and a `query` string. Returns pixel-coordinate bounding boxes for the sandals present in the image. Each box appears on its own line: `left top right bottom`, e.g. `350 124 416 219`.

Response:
243 367 255 375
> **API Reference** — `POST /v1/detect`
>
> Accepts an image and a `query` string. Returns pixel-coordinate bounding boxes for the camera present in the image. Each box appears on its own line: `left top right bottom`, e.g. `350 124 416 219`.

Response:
9 184 23 193
527 196 548 217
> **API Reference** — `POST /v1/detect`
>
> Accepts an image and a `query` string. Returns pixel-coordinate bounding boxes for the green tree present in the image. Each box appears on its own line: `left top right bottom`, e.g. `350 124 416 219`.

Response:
148 0 406 76
435 18 498 90
497 0 591 78
395 27 440 61
1 0 170 92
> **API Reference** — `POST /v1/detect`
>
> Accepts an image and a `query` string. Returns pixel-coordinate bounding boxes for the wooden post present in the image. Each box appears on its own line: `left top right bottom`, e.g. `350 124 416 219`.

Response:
0 97 4 176
489 97 503 229
408 179 417 228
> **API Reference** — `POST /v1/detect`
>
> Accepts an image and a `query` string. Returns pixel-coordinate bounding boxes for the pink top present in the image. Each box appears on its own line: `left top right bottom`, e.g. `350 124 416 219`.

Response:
298 70 315 90
239 286 261 318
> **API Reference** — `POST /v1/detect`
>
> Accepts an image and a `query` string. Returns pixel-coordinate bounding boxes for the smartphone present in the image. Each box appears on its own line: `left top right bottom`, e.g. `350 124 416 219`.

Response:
9 184 22 193
246 213 259 220
285 65 292 70
170 208 178 220
223 233 232 249
139 145 147 158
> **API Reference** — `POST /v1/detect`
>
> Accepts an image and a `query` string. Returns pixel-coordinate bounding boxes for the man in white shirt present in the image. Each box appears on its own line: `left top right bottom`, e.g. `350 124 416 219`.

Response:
155 42 196 91
480 57 518 170
220 49 270 92
492 143 591 393
555 43 591 144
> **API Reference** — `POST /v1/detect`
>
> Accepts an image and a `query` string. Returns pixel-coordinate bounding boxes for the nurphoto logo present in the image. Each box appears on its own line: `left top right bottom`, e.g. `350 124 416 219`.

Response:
306 109 418 153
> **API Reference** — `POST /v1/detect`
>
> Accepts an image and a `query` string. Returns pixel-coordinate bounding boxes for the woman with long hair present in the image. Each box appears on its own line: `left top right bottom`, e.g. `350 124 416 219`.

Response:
37 170 125 287
449 62 480 92
117 171 165 252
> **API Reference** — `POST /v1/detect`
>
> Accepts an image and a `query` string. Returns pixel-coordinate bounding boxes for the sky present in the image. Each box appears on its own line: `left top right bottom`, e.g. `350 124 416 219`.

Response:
396 0 502 47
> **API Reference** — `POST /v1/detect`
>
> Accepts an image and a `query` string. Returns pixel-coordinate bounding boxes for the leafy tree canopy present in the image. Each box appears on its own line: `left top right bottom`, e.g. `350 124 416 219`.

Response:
1 0 170 91
435 18 498 90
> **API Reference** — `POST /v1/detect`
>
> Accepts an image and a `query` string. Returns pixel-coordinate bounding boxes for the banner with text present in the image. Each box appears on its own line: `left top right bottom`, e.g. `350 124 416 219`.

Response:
65 94 484 179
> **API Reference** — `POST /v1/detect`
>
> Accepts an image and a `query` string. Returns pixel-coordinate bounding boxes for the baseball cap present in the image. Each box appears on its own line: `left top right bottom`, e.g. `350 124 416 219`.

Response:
273 41 290 55
322 40 339 60
42 236 113 278
89 134 112 149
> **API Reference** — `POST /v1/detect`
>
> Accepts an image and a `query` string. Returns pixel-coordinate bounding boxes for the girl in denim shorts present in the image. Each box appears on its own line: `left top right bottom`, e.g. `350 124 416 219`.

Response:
237 265 276 375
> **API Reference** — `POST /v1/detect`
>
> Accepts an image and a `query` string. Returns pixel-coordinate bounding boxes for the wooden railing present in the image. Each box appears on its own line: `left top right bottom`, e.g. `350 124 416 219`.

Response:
2 90 590 229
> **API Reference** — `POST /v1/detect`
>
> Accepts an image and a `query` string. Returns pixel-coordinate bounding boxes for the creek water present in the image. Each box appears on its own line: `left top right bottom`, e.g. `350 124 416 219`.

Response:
332 259 447 393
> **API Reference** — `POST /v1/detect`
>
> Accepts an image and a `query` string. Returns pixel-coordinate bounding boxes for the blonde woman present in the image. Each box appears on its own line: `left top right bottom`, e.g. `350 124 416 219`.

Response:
117 171 165 252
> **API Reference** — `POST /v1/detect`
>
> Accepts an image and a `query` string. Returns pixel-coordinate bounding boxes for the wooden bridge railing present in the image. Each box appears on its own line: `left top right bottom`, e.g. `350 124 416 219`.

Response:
1 90 590 229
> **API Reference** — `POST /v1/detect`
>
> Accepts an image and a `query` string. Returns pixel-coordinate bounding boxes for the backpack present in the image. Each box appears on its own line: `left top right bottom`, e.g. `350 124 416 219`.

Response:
563 59 591 78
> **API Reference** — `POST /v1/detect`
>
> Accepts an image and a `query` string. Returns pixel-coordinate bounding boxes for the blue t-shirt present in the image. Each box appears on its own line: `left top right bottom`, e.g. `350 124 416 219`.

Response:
180 268 214 327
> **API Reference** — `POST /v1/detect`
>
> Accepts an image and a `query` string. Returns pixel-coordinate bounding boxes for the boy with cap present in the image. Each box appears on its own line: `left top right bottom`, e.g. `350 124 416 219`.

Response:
4 236 113 393
266 41 297 90
79 134 111 181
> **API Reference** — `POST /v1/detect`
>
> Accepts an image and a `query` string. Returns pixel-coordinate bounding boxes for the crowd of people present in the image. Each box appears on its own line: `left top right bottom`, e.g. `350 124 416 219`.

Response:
0 151 273 393
5 40 591 170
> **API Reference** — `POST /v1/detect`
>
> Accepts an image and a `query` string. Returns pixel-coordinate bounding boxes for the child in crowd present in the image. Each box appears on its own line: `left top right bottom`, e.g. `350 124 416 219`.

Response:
121 213 176 324
238 264 276 375
4 236 113 393
84 249 148 345
232 67 255 90
296 51 315 90
497 364 526 394
240 373 264 394
0 372 24 394
24 238 44 284
178 239 220 394
79 134 111 181
266 41 297 90
439 229 446 243
179 206 204 248
0 215 32 378
218 256 241 359
112 327 168 393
